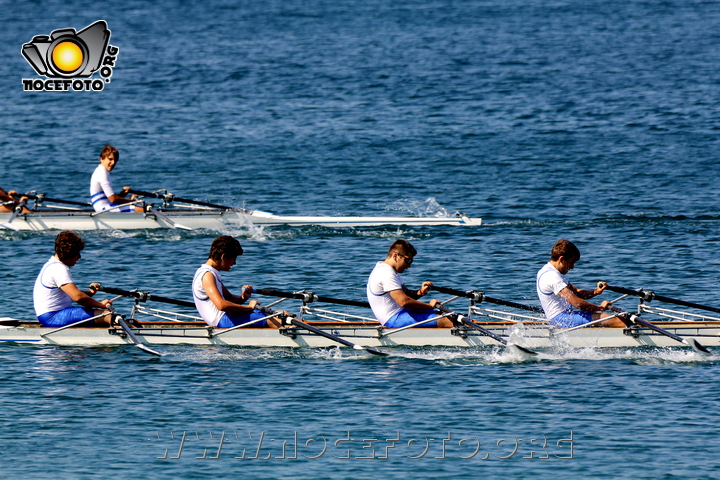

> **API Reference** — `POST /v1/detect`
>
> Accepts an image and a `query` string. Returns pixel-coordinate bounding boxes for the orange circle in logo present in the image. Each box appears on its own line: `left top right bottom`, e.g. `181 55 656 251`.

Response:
52 41 84 73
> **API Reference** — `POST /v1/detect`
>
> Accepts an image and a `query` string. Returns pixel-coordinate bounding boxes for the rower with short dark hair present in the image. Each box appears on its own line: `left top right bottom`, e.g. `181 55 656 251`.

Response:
33 231 113 327
366 239 454 328
536 239 625 328
192 235 283 329
90 145 144 213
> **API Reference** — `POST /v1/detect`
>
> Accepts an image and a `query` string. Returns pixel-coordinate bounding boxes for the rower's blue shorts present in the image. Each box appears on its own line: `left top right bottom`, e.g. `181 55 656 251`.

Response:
384 309 439 328
217 309 268 328
550 311 593 328
101 203 135 213
37 307 95 327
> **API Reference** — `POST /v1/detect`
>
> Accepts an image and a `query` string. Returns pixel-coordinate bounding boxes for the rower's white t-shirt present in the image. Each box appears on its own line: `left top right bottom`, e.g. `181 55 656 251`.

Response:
367 261 404 325
536 262 573 320
33 256 74 316
90 164 114 212
192 264 225 327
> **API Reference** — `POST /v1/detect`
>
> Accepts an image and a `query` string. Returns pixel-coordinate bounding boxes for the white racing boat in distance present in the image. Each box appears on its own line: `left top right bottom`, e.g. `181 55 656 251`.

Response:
0 190 482 231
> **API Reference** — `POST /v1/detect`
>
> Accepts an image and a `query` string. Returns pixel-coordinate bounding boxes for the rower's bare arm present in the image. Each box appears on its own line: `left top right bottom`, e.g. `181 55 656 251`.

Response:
558 287 608 313
202 272 256 313
389 289 439 310
59 282 111 310
568 281 607 300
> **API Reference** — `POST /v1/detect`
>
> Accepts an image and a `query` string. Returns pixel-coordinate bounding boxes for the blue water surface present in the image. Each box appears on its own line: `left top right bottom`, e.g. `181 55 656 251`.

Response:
1 0 720 478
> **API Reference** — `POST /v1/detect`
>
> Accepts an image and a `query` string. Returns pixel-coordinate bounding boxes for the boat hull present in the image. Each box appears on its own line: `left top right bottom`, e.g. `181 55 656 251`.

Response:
0 209 481 230
0 320 717 350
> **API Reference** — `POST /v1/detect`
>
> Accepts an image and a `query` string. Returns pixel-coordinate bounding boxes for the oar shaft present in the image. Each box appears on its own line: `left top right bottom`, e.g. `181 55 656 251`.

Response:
432 286 544 313
287 318 357 349
24 193 91 207
606 285 720 315
100 286 195 309
128 189 232 210
262 307 386 355
253 288 370 308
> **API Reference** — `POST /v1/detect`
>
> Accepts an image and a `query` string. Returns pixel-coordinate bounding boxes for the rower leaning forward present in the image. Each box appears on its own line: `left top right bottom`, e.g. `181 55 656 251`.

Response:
33 231 114 327
367 239 454 328
536 239 625 328
193 236 284 328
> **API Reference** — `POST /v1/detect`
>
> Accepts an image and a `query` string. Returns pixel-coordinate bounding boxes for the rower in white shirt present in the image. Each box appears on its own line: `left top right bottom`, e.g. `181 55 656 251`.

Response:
366 239 454 328
536 239 626 328
89 145 144 213
33 231 114 327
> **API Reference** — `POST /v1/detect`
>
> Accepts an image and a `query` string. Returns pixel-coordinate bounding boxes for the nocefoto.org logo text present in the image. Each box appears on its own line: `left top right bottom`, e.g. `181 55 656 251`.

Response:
21 20 119 92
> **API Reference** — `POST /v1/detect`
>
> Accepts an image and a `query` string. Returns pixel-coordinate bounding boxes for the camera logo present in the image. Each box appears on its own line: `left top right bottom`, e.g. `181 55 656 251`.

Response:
21 20 119 92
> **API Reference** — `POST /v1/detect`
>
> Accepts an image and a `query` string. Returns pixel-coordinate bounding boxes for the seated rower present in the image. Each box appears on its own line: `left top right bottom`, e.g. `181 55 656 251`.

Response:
33 231 114 327
536 239 626 328
90 145 144 213
367 239 454 328
0 187 30 213
192 235 283 328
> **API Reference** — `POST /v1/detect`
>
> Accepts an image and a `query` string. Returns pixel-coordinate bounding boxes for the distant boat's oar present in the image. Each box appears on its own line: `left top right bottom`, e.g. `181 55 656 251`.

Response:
431 285 544 313
128 189 235 211
609 306 711 356
606 285 720 315
260 306 387 356
145 206 193 230
435 304 538 356
0 198 28 231
252 288 371 308
22 192 92 208
99 286 195 309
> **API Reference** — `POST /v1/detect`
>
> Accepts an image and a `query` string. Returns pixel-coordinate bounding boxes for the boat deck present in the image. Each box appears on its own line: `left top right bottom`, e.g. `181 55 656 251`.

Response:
2 319 719 350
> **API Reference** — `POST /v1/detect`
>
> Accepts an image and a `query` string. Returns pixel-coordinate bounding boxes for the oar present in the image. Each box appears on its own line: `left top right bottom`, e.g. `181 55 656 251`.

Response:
261 306 387 356
435 304 538 356
431 286 544 313
146 206 193 230
89 199 146 216
22 192 92 208
252 288 371 308
40 294 126 336
609 306 711 356
99 286 195 309
606 285 720 315
112 314 162 357
128 189 235 211
0 199 28 231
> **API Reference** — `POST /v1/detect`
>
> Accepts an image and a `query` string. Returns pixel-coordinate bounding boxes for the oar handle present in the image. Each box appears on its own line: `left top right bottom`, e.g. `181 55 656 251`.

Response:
100 286 195 309
128 189 233 210
606 285 720 315
432 286 544 313
252 288 371 308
